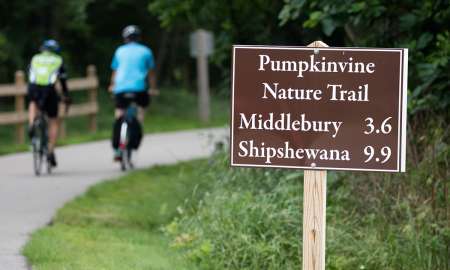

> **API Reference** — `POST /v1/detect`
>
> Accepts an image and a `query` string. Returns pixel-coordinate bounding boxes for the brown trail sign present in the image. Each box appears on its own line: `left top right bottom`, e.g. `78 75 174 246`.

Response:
230 41 408 270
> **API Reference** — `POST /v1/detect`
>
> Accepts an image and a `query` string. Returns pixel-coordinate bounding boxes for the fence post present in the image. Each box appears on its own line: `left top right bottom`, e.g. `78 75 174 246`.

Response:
87 65 97 132
14 71 26 144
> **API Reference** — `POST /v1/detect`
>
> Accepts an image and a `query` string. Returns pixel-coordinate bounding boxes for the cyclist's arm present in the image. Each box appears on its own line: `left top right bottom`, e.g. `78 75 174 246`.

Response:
148 69 158 95
109 49 119 93
146 48 158 95
109 71 116 93
58 65 69 96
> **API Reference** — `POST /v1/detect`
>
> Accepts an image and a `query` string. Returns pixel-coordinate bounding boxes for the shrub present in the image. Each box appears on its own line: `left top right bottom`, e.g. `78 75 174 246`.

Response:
166 134 448 270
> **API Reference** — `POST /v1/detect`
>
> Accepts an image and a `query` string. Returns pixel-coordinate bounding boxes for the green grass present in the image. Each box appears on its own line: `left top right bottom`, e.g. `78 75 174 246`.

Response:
23 160 210 270
0 88 229 155
22 151 449 270
164 153 449 270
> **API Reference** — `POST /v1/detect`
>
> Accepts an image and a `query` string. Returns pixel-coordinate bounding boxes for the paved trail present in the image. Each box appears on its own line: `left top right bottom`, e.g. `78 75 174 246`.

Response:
0 127 227 270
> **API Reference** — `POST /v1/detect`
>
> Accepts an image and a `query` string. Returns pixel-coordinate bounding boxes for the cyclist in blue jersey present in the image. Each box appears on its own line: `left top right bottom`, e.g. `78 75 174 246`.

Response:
108 25 158 160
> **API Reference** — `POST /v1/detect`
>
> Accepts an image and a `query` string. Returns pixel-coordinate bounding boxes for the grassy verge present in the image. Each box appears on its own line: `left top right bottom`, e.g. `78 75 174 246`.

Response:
24 151 448 269
0 88 229 155
23 160 210 270
165 153 449 270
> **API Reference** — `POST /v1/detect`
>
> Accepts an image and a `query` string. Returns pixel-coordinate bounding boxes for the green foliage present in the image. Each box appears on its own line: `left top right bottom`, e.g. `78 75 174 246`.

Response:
166 147 449 270
165 155 302 270
278 0 450 115
149 0 298 89
149 0 450 114
0 0 162 82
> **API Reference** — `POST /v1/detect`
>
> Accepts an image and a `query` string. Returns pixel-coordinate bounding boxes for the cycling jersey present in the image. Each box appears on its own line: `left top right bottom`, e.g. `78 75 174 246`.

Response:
29 51 67 90
27 51 68 118
111 42 155 94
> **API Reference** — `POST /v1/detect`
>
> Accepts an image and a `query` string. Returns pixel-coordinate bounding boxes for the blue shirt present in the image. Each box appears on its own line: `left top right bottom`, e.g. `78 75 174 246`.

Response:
111 42 155 93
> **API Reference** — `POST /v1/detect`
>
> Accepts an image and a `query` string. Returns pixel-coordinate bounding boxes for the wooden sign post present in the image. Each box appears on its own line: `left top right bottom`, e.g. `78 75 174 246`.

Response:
303 169 327 270
302 41 328 270
230 41 408 270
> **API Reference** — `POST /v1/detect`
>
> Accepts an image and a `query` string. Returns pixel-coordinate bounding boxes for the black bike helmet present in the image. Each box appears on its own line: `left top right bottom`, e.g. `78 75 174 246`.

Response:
122 25 141 41
40 39 60 53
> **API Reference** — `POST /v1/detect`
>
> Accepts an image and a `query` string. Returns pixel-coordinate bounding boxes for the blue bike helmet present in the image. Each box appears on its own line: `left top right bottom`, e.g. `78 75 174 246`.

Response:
40 39 61 53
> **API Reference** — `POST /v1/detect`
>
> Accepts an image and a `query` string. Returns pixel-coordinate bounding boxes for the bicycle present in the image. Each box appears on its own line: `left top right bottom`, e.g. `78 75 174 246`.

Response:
30 109 51 176
30 98 70 176
117 93 142 171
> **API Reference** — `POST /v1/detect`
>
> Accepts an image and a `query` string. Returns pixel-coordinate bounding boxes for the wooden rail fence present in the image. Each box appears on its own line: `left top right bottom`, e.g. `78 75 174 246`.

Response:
0 65 99 144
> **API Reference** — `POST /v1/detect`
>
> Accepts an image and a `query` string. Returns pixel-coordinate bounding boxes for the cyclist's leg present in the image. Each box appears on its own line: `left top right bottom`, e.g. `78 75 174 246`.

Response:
137 107 145 123
27 84 41 137
44 88 59 166
28 101 38 126
115 108 125 119
128 106 144 150
113 93 129 120
131 92 149 149
47 118 58 152
136 91 150 123
47 118 58 167
112 108 125 154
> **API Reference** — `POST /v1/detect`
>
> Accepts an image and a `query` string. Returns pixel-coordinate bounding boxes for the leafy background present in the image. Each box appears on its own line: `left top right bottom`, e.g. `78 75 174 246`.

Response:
0 1 448 269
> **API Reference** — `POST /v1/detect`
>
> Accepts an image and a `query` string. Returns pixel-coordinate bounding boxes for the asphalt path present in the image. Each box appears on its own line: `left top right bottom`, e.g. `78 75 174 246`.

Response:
0 127 228 270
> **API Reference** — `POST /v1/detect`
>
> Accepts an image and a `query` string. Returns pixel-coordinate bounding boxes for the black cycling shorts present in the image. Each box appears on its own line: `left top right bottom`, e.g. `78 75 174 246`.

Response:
27 84 59 118
114 91 150 109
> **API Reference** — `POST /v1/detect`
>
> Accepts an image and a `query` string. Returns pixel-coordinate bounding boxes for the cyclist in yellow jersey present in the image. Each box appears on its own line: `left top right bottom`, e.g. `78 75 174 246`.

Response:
27 40 71 167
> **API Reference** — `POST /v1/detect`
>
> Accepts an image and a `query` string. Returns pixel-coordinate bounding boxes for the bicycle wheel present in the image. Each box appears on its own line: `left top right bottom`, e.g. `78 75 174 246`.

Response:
31 121 44 176
127 149 134 169
120 148 128 171
32 139 43 176
46 149 52 174
39 116 52 174
119 121 127 171
120 145 134 171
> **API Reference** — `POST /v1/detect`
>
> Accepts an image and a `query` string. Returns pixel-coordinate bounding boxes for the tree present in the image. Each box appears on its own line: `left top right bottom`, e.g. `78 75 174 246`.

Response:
149 0 300 90
279 0 450 115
